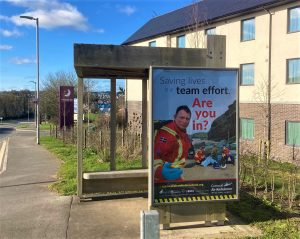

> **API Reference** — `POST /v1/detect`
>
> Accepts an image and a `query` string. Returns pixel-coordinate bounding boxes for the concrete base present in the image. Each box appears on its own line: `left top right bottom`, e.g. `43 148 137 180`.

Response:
67 197 261 239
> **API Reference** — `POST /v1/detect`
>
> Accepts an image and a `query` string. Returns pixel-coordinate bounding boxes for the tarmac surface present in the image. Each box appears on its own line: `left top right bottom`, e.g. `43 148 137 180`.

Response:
0 122 261 239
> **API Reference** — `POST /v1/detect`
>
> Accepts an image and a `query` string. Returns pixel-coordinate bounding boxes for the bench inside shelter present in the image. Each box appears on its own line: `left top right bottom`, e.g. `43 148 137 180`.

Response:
82 169 148 196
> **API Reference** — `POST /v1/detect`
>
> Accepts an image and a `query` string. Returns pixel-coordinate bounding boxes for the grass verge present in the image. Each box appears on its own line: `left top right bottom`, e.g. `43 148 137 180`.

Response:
40 135 141 195
227 191 300 239
40 135 299 238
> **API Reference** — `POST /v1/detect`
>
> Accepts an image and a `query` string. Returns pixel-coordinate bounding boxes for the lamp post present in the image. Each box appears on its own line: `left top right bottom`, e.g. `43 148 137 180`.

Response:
29 80 37 127
20 15 40 144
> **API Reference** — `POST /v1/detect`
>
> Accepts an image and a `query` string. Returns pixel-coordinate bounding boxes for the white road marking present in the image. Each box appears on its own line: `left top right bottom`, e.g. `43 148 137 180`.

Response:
0 138 9 175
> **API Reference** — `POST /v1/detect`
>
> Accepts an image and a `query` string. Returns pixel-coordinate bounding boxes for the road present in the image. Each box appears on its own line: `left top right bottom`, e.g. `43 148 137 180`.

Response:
0 123 16 140
0 123 72 239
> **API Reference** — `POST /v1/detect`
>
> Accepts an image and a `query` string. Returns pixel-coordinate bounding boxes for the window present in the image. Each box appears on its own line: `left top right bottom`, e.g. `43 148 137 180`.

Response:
240 118 254 140
240 63 254 85
149 41 156 47
286 121 300 146
205 27 216 35
176 35 185 48
241 18 255 41
287 58 300 84
288 6 300 33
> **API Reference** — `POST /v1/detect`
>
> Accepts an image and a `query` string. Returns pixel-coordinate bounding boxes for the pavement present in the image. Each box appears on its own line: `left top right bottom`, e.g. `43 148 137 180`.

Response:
0 123 261 239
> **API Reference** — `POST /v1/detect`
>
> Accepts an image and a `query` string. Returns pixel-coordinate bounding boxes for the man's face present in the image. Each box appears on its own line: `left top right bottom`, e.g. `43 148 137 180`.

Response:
174 110 191 130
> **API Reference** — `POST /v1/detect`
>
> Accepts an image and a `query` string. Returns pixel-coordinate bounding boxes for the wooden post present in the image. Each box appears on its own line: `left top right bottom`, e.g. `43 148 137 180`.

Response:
84 128 87 149
121 128 125 147
99 130 103 149
110 78 117 171
142 78 148 168
77 77 83 198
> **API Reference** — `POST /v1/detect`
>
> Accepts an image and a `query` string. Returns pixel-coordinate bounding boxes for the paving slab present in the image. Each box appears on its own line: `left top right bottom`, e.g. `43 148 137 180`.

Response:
68 196 261 239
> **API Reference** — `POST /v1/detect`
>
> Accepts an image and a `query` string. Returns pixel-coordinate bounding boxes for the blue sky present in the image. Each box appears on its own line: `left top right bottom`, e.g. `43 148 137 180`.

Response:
0 0 192 92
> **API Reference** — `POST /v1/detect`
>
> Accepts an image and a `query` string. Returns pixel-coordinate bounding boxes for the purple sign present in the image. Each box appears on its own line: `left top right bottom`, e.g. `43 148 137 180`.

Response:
59 86 74 128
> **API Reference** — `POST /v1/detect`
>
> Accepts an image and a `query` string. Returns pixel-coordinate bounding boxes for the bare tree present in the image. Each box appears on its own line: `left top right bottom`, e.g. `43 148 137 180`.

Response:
252 76 285 154
40 71 76 124
185 0 209 48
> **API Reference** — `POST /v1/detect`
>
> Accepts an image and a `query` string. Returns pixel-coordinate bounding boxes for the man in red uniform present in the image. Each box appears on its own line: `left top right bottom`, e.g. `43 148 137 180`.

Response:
154 105 192 182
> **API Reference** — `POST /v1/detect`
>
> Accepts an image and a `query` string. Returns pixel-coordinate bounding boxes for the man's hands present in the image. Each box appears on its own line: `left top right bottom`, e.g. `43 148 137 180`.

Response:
162 162 183 180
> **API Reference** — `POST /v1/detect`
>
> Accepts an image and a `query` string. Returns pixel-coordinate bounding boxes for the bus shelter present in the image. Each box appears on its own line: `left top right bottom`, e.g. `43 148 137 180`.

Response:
74 35 228 226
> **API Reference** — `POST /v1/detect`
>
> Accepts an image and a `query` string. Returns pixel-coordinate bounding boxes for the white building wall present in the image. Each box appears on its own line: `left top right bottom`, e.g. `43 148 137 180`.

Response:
126 2 300 104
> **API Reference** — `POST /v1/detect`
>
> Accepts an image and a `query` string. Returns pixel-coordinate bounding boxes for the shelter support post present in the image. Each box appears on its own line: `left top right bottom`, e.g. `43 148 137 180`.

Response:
206 35 226 68
142 78 148 168
110 78 117 171
77 77 83 197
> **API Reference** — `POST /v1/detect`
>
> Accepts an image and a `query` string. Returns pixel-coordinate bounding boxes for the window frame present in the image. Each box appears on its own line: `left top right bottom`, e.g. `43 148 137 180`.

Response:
240 63 255 86
286 58 300 84
287 6 300 33
149 41 156 47
241 17 255 42
176 34 186 48
205 27 216 35
240 118 255 140
285 121 300 147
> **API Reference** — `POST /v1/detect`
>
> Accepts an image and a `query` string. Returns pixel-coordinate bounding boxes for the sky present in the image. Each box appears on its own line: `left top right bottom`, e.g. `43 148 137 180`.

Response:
0 0 193 92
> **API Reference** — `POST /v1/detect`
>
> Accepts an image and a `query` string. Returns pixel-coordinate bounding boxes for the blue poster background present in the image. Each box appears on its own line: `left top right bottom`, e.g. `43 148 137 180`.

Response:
153 68 236 134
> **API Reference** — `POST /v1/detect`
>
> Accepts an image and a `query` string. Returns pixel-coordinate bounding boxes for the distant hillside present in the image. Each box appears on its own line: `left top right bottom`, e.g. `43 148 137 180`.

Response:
207 101 236 141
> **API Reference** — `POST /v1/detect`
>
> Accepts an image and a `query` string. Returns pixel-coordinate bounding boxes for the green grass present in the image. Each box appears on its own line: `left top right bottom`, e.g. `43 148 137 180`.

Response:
16 123 29 128
40 136 141 195
40 122 52 130
86 113 97 122
40 136 299 238
229 156 300 239
16 122 52 130
227 191 300 239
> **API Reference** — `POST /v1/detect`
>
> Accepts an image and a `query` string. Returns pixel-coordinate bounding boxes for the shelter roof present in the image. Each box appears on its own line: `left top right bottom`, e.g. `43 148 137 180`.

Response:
74 44 206 79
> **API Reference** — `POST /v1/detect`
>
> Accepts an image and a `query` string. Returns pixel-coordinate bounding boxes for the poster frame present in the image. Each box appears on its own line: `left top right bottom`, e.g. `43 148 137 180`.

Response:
149 66 240 206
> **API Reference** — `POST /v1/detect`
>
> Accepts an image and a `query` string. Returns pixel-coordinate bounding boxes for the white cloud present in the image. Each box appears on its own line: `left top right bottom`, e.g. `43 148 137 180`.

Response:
0 15 11 21
0 45 13 50
3 0 89 31
10 57 35 65
117 5 137 16
0 29 22 37
94 28 105 34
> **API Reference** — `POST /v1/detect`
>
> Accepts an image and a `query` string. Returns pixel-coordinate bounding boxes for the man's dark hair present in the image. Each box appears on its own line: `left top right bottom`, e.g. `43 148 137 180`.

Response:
175 105 191 116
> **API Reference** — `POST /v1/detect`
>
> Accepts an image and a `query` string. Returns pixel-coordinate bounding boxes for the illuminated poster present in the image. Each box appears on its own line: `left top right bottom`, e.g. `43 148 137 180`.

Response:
151 67 239 205
59 86 74 128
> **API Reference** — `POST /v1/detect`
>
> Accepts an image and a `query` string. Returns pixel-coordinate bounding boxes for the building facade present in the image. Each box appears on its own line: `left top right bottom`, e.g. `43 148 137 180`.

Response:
123 0 300 164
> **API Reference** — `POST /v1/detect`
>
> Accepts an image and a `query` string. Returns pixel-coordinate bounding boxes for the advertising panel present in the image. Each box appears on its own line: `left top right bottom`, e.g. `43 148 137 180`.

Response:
151 67 239 205
59 86 74 128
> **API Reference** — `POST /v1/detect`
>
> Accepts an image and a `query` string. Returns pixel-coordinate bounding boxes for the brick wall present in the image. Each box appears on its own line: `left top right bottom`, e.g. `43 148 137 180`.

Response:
240 103 300 165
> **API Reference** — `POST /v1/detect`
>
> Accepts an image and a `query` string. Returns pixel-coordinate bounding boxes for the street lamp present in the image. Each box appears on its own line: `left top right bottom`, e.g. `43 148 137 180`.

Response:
20 15 40 144
29 80 37 127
